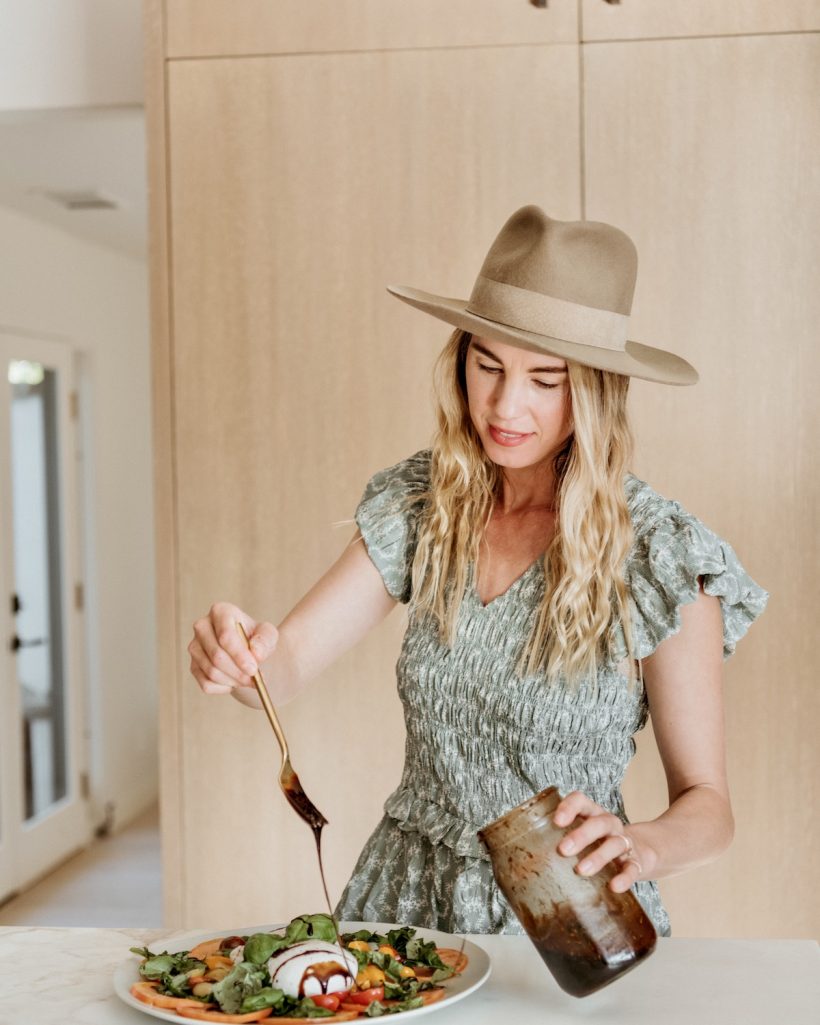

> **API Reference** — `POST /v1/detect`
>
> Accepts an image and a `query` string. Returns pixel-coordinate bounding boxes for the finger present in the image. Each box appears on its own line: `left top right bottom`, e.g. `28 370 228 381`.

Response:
189 637 253 691
609 857 643 893
552 791 599 828
199 606 258 678
190 659 233 696
558 812 624 857
575 834 634 878
212 604 261 675
247 621 278 663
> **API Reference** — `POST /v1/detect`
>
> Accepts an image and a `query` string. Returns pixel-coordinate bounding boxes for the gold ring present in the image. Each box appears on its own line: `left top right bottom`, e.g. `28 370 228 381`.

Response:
617 832 633 857
624 856 643 877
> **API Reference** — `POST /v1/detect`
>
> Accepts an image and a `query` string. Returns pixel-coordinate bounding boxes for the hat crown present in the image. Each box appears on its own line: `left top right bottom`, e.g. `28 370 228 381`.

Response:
474 205 638 316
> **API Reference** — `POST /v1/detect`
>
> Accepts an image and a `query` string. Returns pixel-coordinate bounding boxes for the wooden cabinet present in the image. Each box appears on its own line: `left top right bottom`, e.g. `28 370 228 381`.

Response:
146 1 818 936
165 0 578 58
159 42 580 927
582 0 820 40
584 31 820 938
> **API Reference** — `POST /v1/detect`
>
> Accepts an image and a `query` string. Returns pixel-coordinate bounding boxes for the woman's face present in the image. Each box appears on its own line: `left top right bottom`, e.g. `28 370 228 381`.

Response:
464 335 573 471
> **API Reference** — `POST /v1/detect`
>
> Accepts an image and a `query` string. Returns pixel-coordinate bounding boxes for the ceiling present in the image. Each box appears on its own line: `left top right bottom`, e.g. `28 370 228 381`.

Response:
0 105 147 261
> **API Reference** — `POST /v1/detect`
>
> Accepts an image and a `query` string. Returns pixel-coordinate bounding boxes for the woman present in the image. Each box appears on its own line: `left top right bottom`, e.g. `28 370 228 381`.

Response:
188 206 767 937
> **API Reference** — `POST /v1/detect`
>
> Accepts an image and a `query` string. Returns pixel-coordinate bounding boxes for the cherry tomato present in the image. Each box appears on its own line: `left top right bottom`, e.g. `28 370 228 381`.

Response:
347 986 385 1006
310 993 341 1011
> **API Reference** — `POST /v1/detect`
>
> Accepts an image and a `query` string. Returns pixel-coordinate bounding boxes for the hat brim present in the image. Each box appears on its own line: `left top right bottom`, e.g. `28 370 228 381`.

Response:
387 284 698 386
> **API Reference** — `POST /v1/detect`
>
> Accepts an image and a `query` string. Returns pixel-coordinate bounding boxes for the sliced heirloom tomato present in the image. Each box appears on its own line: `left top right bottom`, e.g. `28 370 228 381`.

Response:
188 938 227 960
271 1016 358 1024
342 985 384 1007
435 947 470 974
310 993 341 1011
178 1007 273 1023
131 981 215 1012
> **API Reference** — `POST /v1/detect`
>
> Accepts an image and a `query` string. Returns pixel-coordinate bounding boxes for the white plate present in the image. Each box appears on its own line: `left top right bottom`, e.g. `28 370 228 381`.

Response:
114 920 491 1023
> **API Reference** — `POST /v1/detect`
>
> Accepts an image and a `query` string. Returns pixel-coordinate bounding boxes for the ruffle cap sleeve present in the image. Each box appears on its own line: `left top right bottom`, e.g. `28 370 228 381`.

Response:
622 477 769 660
355 449 432 604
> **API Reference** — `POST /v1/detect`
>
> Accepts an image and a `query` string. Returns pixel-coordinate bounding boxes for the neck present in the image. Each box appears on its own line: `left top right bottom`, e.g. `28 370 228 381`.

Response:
497 461 559 516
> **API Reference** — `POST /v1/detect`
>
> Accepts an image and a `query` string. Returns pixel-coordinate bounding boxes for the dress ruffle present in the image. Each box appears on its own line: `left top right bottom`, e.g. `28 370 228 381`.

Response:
383 786 489 860
620 477 769 660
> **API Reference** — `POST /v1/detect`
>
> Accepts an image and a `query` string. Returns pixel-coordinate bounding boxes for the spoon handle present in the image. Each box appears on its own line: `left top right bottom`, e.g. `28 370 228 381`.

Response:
235 621 290 764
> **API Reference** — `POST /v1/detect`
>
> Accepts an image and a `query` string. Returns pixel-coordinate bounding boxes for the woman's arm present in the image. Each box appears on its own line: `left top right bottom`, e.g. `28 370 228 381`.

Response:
188 531 398 708
553 583 733 892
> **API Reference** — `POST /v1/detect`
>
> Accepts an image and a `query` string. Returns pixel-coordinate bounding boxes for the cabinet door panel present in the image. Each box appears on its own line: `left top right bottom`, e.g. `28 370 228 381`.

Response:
585 34 819 938
582 0 820 40
166 45 580 927
165 0 578 58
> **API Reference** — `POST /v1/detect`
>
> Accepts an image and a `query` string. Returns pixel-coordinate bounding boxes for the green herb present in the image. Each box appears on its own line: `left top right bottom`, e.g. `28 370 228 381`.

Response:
130 947 205 980
211 962 266 1014
384 978 420 1000
285 997 336 1018
368 950 406 982
364 996 424 1016
238 987 285 1012
341 928 387 945
243 932 289 964
404 937 454 980
282 914 338 944
239 991 334 1018
385 927 415 957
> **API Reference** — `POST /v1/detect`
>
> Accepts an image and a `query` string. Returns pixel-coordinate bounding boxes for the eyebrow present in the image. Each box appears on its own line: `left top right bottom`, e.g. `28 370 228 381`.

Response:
470 341 568 375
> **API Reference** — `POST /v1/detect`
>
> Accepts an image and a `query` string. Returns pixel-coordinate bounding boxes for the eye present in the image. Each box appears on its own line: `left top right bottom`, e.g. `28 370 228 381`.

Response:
478 362 503 374
534 380 560 390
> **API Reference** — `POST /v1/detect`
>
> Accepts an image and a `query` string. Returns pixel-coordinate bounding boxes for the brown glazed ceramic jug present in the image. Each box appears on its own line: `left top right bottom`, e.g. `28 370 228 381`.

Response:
478 786 657 997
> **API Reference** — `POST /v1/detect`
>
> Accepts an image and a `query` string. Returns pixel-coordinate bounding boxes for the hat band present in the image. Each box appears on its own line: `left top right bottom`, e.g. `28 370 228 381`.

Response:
466 276 629 351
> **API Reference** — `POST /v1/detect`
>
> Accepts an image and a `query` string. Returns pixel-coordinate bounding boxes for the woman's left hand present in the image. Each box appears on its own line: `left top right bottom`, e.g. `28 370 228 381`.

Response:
552 791 652 894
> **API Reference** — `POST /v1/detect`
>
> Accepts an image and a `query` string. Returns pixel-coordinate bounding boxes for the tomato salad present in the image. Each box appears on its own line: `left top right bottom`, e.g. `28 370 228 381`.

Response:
130 913 469 1022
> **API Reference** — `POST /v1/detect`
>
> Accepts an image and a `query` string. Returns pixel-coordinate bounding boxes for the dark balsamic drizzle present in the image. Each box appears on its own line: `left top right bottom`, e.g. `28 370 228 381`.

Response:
281 769 346 963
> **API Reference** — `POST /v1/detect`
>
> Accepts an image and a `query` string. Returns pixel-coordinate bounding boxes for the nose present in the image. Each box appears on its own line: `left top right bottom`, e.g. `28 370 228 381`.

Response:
492 373 528 422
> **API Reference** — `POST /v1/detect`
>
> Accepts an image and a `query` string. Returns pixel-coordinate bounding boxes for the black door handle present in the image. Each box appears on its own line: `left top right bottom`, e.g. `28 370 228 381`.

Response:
10 635 48 653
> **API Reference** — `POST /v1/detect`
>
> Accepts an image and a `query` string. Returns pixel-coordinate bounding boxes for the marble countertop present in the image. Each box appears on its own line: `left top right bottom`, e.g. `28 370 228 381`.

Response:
0 927 818 1025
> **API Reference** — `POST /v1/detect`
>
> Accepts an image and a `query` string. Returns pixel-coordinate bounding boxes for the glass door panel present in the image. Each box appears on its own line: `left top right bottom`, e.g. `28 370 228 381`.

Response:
0 335 89 903
10 361 68 821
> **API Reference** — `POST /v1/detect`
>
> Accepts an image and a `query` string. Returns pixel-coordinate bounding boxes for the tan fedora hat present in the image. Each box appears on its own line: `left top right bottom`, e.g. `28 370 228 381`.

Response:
387 205 698 385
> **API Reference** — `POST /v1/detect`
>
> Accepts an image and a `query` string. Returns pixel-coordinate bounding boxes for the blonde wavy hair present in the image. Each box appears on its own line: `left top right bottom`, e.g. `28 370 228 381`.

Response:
408 328 636 685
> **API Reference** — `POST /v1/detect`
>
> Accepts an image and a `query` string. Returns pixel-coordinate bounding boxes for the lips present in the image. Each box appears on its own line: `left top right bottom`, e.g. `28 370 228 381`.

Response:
488 424 533 447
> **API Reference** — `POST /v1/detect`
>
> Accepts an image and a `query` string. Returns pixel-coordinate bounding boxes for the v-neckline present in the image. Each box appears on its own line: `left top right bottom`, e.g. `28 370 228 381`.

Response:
470 557 543 610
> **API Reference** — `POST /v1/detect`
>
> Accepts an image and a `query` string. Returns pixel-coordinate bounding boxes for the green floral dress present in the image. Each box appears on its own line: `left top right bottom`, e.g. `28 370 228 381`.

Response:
334 450 768 937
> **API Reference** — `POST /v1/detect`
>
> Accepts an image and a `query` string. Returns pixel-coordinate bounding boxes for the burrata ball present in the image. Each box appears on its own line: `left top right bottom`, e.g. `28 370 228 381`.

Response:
267 940 358 998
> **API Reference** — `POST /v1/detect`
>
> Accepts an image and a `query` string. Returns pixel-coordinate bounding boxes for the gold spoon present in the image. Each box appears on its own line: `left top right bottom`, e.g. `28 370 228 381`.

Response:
235 621 328 833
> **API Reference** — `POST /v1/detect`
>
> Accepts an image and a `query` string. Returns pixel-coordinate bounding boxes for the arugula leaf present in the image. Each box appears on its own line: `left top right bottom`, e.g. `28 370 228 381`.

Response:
283 914 338 944
348 947 370 970
405 937 444 967
341 929 387 946
238 988 334 1018
286 997 336 1018
243 932 285 964
385 927 415 956
130 947 207 990
384 978 420 1000
368 950 406 982
404 937 453 980
211 962 266 1014
238 987 285 1013
364 996 424 1017
427 966 456 984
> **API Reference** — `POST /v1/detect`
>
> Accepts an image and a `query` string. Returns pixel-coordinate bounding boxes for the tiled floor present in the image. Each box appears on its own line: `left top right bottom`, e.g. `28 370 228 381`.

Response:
0 803 162 927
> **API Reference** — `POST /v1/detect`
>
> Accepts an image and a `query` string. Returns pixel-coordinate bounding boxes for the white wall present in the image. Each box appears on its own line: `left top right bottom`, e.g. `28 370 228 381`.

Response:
0 203 156 831
0 0 143 111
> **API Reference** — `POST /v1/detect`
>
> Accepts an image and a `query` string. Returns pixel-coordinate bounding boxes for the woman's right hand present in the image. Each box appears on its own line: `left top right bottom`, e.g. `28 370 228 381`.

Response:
188 602 278 695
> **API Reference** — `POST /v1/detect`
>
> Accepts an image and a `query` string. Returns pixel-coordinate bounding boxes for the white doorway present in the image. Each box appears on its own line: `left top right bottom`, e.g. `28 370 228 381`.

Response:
0 331 90 902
